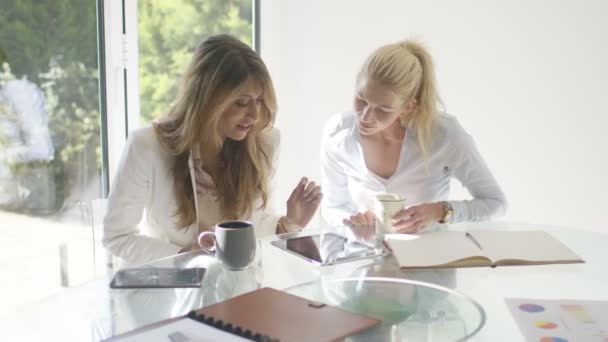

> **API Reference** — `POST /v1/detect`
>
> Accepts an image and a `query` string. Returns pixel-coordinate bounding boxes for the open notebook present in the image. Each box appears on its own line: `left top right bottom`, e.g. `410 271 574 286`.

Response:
105 287 380 342
385 230 584 269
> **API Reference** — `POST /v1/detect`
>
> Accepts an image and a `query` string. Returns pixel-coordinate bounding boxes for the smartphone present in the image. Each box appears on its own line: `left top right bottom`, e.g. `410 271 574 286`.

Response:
109 267 206 289
271 232 389 266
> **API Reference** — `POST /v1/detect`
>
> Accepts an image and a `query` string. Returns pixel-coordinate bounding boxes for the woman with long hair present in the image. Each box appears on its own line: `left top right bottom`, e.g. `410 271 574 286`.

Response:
104 34 321 266
321 39 506 234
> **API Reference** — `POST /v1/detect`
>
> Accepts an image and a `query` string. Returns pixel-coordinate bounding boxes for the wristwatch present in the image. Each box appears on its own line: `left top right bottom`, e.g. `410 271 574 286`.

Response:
438 201 453 224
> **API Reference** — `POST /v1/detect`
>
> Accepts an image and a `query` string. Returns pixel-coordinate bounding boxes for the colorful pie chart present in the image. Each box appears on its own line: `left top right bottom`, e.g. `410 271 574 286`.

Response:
540 337 568 342
519 303 545 313
535 321 558 329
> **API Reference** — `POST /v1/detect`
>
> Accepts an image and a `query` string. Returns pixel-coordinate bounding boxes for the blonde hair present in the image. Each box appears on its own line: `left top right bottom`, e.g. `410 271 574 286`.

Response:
359 39 442 159
154 34 277 228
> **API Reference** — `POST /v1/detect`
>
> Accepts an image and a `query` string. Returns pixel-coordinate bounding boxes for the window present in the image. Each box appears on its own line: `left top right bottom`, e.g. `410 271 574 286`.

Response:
0 0 257 317
0 0 104 315
137 0 255 123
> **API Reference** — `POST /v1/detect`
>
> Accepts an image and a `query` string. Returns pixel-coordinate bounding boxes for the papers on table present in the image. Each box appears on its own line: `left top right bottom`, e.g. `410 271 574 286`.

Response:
506 298 608 341
107 317 250 342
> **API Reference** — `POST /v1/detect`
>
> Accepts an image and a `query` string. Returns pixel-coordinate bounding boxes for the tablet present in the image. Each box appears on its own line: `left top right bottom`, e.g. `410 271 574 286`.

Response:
271 232 389 266
109 267 206 289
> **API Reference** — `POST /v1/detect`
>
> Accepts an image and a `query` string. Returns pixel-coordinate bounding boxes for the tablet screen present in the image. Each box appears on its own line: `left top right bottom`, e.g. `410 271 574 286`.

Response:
272 232 387 266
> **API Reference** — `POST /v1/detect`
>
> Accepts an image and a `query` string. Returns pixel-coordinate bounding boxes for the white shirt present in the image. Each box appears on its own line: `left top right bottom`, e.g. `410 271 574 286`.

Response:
320 111 507 229
103 125 282 266
0 79 55 206
0 79 54 163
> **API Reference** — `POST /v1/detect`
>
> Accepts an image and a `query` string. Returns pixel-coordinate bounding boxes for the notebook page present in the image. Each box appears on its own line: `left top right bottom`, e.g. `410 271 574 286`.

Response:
109 317 250 342
386 231 487 268
469 230 582 264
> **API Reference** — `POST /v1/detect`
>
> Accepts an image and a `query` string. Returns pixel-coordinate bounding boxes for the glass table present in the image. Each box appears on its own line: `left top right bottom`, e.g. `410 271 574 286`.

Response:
92 238 484 341
285 277 484 341
5 222 608 341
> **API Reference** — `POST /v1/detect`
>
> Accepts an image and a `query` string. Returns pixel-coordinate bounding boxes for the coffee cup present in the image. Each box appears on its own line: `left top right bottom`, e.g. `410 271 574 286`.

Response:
197 220 256 270
373 193 406 234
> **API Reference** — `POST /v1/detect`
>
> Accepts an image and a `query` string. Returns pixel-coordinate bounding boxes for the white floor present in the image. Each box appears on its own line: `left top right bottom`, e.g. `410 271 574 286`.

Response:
0 208 107 318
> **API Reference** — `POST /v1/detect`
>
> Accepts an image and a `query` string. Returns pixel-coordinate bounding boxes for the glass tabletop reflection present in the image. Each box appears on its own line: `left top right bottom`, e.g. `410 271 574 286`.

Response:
94 229 483 341
285 276 485 342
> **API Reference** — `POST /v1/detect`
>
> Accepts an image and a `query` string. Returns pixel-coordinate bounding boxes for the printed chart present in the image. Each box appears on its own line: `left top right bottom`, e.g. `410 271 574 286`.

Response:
506 298 608 342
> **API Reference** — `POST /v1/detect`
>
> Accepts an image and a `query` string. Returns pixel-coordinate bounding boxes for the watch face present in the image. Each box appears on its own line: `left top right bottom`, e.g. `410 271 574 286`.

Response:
444 210 453 223
440 201 453 224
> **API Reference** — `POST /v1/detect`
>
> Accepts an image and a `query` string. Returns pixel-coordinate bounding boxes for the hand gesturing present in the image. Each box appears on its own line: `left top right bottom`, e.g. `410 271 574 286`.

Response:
285 177 322 228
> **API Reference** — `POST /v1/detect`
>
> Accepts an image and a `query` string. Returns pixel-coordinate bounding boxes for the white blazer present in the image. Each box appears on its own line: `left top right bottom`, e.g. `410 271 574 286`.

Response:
102 125 281 266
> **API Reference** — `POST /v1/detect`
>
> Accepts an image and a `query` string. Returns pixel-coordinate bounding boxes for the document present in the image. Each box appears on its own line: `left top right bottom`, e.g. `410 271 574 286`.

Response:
506 298 608 341
106 317 250 341
385 230 584 269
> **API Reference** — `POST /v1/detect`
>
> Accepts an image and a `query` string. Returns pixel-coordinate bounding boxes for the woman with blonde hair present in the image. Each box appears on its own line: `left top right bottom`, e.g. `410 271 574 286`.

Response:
321 39 506 234
104 34 321 266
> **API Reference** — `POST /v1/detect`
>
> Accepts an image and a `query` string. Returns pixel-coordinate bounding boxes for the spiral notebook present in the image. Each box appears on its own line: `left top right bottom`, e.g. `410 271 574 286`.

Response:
104 287 381 342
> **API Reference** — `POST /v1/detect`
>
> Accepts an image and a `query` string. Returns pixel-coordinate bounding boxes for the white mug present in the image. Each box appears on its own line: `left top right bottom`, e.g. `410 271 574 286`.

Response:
373 194 406 234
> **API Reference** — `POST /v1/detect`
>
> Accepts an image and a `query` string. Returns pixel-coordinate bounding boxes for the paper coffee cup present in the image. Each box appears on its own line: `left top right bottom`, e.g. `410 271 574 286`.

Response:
373 193 406 234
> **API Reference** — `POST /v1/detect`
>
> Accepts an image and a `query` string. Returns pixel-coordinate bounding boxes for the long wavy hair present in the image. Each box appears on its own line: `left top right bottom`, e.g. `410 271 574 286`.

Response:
359 39 443 159
153 34 277 228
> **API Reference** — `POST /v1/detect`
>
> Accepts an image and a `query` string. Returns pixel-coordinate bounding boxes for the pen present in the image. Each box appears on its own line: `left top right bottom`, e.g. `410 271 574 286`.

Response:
168 331 190 342
465 232 483 250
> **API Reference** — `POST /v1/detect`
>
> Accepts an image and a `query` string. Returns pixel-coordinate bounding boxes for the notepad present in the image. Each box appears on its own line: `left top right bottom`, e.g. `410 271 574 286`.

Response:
385 230 584 269
104 287 381 342
106 316 250 341
192 287 381 341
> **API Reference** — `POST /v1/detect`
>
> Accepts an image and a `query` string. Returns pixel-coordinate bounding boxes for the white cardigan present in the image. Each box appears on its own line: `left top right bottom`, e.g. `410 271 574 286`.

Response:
102 125 281 266
321 111 507 229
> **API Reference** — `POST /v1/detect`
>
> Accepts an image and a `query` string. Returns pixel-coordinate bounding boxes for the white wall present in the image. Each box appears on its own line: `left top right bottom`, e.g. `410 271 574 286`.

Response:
261 0 608 233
